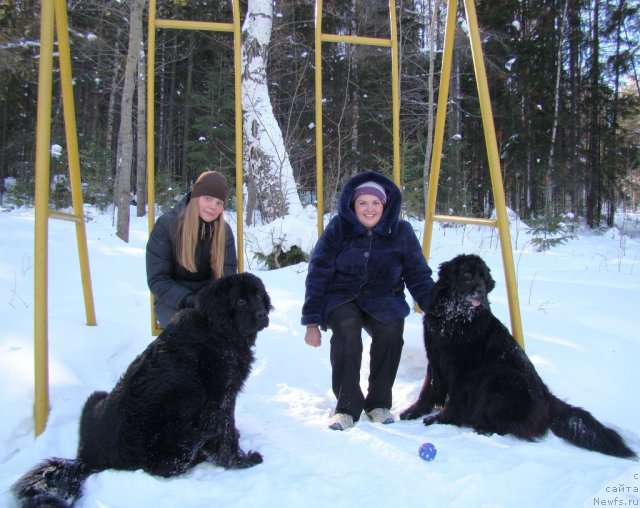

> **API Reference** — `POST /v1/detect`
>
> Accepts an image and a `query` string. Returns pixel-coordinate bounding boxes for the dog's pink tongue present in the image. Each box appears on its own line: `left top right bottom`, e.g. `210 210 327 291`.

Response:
470 299 482 307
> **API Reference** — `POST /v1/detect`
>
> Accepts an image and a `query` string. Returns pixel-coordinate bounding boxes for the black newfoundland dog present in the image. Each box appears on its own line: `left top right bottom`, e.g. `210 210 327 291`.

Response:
401 254 635 458
13 272 273 508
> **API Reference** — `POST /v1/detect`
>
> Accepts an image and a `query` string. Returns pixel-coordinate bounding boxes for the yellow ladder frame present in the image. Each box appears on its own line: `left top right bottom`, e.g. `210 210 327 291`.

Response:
423 0 524 348
146 0 244 336
33 0 97 436
314 0 401 236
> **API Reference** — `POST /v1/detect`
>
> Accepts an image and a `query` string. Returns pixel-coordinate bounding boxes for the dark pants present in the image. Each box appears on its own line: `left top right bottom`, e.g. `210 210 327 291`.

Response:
327 302 405 421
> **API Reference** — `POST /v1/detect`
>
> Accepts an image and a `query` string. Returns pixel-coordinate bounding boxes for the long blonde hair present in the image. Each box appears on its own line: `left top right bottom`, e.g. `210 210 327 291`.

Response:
175 198 226 278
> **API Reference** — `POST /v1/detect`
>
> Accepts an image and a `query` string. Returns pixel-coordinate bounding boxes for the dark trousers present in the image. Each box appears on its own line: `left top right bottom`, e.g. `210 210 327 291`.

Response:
327 302 405 421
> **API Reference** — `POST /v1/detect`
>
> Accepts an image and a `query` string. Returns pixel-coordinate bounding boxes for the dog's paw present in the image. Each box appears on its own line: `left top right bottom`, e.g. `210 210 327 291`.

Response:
422 414 439 426
399 407 420 420
231 450 263 469
246 450 263 466
400 402 434 420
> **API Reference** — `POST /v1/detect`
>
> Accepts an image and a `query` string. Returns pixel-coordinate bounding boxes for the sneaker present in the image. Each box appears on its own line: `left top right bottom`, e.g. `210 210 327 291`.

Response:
366 408 395 424
328 413 354 431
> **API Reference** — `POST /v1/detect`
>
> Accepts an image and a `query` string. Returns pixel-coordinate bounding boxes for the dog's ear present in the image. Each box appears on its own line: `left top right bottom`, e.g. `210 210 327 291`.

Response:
483 262 496 293
241 273 273 312
196 276 233 316
244 273 274 313
262 285 274 313
437 258 455 286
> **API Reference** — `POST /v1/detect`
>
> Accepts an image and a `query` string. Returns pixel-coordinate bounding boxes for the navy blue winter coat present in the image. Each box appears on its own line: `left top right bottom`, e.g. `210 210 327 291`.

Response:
301 171 434 329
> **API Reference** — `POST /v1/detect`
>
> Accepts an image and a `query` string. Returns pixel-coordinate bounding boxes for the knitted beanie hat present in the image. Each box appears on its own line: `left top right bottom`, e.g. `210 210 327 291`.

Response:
352 180 387 204
191 171 228 202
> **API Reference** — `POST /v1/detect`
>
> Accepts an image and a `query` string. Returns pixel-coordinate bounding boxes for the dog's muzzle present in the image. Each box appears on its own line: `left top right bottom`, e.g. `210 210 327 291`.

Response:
466 293 485 308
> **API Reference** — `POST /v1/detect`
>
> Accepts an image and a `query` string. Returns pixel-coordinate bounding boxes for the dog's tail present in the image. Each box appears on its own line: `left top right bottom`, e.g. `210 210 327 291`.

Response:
12 457 96 508
548 395 636 458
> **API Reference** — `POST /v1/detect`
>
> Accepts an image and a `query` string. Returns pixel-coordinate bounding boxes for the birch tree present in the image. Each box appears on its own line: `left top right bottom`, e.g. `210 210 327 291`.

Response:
241 0 303 226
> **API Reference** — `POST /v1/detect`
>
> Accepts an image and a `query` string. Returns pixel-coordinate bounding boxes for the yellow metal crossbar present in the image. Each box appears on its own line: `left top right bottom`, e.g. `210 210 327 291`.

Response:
154 19 235 32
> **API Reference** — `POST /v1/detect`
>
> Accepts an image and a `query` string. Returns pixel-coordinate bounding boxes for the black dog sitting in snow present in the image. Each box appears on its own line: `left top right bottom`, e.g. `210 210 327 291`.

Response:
401 254 635 458
13 272 273 507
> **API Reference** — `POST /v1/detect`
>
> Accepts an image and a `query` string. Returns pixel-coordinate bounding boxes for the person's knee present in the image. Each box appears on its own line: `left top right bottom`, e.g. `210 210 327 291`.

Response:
330 324 364 358
370 320 404 345
332 315 361 336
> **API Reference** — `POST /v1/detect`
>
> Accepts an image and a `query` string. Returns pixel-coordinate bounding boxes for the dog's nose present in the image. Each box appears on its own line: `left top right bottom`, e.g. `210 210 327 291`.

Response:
255 309 267 321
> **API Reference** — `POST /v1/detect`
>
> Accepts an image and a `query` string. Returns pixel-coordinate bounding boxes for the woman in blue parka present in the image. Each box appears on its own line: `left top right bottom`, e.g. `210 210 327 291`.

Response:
301 171 434 430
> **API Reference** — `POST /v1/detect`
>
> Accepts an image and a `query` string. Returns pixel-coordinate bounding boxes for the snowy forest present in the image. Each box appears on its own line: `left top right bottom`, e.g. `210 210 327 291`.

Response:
0 0 639 237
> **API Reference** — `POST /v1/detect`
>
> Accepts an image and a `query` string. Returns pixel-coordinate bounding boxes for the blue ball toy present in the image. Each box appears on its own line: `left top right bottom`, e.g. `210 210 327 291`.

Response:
418 442 437 461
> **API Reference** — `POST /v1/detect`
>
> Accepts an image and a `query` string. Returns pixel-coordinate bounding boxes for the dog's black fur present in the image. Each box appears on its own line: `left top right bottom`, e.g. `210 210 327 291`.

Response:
401 254 636 458
13 272 273 507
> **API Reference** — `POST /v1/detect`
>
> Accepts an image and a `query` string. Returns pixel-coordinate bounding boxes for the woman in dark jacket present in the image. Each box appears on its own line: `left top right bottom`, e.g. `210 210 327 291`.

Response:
146 171 237 327
301 171 434 430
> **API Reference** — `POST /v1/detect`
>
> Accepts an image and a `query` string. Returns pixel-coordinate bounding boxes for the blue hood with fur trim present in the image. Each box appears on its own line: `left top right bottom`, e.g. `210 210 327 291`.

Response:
337 171 402 238
301 171 433 329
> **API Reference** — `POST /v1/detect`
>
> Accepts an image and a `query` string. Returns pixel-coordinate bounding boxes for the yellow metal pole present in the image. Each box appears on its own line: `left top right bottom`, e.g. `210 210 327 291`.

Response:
232 0 244 272
147 0 160 335
463 0 524 348
422 0 457 262
33 0 55 437
314 0 325 237
54 0 96 327
389 0 401 187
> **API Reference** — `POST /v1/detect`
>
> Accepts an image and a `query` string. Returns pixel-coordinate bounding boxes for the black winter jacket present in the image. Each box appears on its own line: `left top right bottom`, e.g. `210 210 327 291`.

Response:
301 171 433 329
146 194 237 324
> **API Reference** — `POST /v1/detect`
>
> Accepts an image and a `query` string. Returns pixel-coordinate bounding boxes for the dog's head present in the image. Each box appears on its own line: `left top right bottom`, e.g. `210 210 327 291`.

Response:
434 254 495 317
196 273 273 336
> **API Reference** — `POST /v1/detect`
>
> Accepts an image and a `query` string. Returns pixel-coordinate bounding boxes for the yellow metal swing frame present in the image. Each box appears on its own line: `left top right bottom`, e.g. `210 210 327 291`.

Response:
32 0 522 437
146 0 245 336
421 0 524 348
312 0 524 348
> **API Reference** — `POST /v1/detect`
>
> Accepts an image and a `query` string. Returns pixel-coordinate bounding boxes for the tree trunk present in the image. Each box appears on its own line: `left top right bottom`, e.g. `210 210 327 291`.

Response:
546 0 569 217
0 96 7 203
422 0 439 206
349 0 358 173
604 0 626 228
114 0 144 241
181 36 194 184
567 0 580 214
166 56 178 179
136 26 147 218
586 0 601 228
106 34 121 178
241 0 303 226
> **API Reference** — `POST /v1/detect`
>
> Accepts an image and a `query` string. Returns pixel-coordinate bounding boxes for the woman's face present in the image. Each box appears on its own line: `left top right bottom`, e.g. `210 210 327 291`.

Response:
197 196 224 222
354 194 384 228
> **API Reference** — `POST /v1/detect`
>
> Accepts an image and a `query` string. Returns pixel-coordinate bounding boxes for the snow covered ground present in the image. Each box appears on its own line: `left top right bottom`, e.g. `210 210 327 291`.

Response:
1 205 638 507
